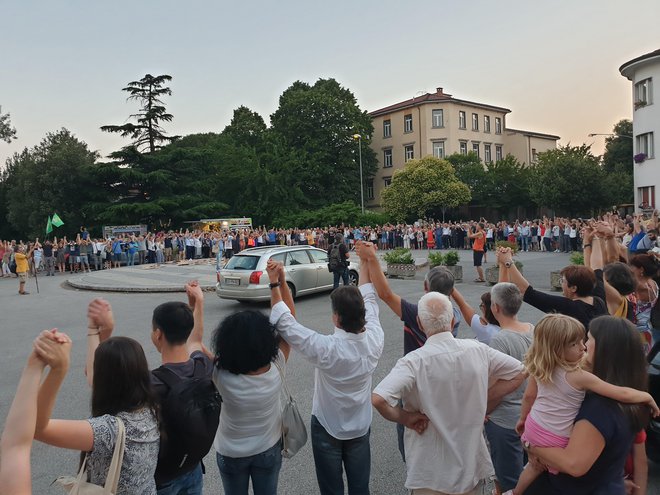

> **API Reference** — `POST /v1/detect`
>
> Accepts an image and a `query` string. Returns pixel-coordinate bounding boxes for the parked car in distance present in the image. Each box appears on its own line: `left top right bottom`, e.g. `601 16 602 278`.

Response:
216 245 359 303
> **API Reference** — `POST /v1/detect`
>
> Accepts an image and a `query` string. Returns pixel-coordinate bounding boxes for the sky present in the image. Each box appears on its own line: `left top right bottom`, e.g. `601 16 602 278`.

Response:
1 0 659 166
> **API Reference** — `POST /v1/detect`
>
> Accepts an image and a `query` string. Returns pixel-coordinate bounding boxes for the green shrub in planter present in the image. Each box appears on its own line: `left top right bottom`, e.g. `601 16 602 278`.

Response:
383 248 414 265
495 240 519 253
428 252 444 267
570 252 584 265
443 251 460 266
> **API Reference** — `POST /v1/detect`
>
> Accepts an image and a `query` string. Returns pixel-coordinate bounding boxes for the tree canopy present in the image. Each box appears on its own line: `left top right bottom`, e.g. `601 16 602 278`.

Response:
382 156 471 221
100 74 178 154
0 106 17 144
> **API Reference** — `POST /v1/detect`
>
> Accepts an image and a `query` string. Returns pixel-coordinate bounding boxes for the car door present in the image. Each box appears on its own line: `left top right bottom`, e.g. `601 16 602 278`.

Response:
285 250 316 295
308 248 333 291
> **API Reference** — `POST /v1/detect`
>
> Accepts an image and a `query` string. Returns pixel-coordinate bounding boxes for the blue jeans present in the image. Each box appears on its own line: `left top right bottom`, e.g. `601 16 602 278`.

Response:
156 463 203 495
127 252 136 266
216 441 282 495
332 267 349 289
484 420 525 491
311 415 370 495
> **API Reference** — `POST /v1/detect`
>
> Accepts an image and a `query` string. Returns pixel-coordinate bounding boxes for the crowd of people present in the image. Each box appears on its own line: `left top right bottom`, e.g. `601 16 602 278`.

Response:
1 210 660 495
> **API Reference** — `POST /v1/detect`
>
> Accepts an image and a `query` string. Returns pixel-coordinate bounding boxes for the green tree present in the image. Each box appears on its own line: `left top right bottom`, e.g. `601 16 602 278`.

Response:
382 156 471 221
101 74 178 153
0 106 17 143
484 155 533 213
269 78 377 208
602 119 633 174
4 129 103 237
530 144 609 216
446 152 488 205
222 106 267 149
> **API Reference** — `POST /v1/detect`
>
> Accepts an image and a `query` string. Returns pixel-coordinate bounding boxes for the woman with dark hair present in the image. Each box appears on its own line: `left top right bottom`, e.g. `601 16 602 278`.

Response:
451 288 500 344
523 316 653 494
497 247 607 330
212 262 293 495
32 311 160 494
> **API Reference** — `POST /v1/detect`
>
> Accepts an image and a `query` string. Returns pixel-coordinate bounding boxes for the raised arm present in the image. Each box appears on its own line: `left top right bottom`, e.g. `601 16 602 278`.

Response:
266 260 291 360
85 299 114 388
0 349 47 495
185 280 205 355
450 287 476 326
570 369 659 415
360 240 402 317
497 247 529 293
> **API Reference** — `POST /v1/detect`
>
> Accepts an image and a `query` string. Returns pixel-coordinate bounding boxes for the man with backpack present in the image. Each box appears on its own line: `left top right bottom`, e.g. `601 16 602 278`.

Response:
150 281 220 495
327 233 350 289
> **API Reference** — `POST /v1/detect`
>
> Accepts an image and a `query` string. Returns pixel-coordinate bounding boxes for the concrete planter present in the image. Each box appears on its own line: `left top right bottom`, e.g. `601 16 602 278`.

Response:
485 265 523 286
550 270 562 291
387 263 416 279
444 265 463 282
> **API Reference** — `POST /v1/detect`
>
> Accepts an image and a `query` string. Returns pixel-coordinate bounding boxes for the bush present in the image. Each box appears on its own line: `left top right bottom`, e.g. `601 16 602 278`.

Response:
495 240 519 253
428 252 444 267
570 252 584 265
384 248 414 265
443 251 460 266
272 201 392 229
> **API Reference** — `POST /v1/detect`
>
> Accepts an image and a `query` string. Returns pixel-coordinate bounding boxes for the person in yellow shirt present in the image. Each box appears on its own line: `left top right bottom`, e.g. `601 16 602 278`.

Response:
14 244 34 295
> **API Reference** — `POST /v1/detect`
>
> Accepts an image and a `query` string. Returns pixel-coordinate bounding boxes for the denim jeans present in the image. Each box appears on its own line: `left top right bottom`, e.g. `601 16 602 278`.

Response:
157 463 203 495
333 267 349 289
484 420 525 492
127 252 135 266
216 441 282 495
311 415 371 495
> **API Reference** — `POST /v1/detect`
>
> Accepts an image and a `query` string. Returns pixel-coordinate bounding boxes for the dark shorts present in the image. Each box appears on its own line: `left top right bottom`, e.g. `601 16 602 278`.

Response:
473 250 484 266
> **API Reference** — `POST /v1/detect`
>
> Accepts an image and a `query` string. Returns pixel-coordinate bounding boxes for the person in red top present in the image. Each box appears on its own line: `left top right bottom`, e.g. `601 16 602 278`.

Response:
624 430 648 494
426 228 435 250
469 223 486 282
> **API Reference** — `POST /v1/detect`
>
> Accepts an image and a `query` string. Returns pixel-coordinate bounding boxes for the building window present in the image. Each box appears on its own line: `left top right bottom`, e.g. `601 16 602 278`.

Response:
472 113 479 131
531 148 538 163
635 78 652 107
366 179 374 200
383 148 393 168
459 111 466 129
404 114 413 133
404 144 414 162
459 141 468 155
484 144 492 163
432 141 445 159
484 116 491 133
495 117 502 134
495 145 503 161
383 176 392 188
636 132 654 158
638 186 656 209
472 142 480 158
383 119 392 138
432 109 444 128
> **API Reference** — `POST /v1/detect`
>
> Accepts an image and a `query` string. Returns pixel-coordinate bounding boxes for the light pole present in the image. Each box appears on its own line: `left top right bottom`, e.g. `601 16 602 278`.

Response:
353 133 364 214
587 133 633 139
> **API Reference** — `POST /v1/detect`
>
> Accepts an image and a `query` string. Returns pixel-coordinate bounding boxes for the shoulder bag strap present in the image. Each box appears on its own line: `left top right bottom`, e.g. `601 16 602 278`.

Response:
104 417 126 494
273 359 293 401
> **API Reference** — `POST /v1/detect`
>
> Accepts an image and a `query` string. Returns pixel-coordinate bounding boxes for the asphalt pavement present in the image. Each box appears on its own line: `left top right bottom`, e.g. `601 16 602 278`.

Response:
1 249 659 494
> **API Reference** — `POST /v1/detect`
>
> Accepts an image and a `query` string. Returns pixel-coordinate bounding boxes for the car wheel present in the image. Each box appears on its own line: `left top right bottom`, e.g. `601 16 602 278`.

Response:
287 282 296 299
348 270 359 286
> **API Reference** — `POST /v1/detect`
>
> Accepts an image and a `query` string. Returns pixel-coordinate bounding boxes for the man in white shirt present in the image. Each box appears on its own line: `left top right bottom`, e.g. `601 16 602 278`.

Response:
268 242 384 495
372 291 525 495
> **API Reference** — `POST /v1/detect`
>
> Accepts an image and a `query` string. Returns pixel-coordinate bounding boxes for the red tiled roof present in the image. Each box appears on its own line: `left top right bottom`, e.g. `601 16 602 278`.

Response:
369 90 511 117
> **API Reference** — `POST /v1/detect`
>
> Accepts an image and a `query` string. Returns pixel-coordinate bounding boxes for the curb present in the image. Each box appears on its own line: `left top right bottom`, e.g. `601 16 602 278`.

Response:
65 280 217 293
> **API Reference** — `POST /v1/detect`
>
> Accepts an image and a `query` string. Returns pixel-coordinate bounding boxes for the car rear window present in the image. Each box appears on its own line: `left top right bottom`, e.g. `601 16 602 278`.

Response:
225 255 259 270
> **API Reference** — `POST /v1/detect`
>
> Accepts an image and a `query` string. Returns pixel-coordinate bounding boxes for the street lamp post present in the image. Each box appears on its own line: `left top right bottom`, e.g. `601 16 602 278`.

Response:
587 133 633 139
353 133 364 214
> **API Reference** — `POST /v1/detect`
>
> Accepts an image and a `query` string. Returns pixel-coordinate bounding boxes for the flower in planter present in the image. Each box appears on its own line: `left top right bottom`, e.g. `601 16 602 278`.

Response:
634 153 647 164
443 251 460 266
634 100 647 109
428 251 444 267
383 248 414 265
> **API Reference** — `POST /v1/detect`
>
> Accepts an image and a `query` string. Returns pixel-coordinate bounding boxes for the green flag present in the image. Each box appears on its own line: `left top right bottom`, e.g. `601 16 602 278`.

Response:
46 216 53 235
51 213 64 227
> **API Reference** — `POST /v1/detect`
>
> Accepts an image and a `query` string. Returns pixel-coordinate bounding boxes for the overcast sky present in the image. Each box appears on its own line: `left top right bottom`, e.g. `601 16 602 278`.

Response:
2 0 658 165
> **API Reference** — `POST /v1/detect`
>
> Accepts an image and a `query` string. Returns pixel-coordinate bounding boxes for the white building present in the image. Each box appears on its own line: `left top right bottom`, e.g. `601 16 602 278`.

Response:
620 48 660 212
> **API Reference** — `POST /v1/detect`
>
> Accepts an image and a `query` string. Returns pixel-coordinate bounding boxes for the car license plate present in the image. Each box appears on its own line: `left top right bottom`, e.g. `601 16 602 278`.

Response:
224 278 240 286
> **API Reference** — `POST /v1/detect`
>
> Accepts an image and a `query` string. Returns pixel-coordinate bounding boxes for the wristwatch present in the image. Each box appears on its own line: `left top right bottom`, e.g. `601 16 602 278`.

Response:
504 261 512 268
269 282 281 289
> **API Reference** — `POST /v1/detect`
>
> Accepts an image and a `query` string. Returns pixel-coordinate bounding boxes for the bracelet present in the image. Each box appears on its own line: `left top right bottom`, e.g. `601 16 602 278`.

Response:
87 331 100 336
583 243 592 249
269 282 281 289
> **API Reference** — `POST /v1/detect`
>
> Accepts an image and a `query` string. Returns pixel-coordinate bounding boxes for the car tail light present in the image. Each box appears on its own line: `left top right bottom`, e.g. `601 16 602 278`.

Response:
249 271 263 284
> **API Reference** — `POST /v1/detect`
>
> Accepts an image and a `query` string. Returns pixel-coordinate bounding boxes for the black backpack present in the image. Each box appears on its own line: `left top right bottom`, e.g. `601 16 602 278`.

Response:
328 243 342 272
9 259 17 274
152 358 222 485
